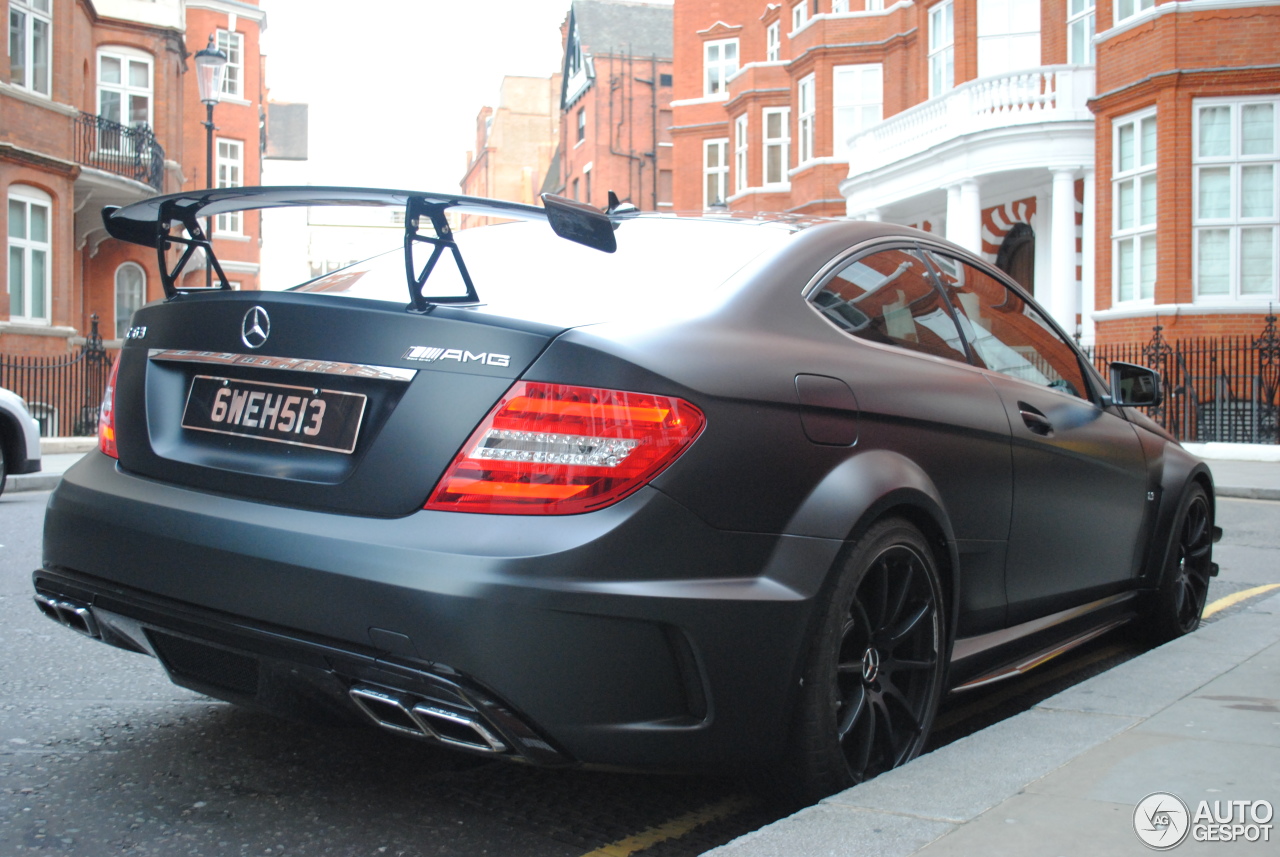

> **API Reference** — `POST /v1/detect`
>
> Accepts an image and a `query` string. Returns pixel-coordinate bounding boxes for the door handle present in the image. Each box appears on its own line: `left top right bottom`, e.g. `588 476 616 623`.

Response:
1018 402 1054 437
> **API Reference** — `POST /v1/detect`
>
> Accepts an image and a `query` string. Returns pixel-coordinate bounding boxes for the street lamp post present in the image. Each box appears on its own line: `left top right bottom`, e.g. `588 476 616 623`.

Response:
194 36 228 287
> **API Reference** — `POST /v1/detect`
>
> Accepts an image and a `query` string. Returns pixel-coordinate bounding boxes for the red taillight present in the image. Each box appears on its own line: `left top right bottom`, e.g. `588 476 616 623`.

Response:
425 381 705 515
98 355 121 459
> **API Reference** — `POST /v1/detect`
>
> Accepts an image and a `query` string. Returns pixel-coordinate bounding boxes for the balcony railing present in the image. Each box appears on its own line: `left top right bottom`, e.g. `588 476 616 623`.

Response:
74 112 165 190
845 65 1095 179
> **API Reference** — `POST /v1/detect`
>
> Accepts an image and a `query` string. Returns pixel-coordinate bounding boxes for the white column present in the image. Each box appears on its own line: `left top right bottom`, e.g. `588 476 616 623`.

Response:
946 180 982 253
1080 168 1096 345
862 209 882 222
1048 168 1079 334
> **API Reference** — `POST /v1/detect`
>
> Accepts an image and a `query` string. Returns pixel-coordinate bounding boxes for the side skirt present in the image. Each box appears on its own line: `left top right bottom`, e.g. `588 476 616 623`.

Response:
947 592 1139 691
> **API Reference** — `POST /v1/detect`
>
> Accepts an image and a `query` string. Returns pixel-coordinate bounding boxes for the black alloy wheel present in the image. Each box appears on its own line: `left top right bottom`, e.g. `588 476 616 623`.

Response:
1146 484 1214 643
786 518 945 802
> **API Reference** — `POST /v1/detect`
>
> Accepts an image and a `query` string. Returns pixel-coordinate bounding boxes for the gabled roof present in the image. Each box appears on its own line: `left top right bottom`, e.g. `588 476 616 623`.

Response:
572 0 673 60
560 0 673 108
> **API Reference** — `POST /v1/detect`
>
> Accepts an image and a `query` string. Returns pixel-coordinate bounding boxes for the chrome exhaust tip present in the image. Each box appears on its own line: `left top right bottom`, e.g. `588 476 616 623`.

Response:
348 686 423 737
33 594 100 639
348 685 507 753
410 703 507 753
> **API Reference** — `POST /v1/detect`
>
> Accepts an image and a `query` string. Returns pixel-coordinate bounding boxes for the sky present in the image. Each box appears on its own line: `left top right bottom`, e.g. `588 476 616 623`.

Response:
258 0 674 192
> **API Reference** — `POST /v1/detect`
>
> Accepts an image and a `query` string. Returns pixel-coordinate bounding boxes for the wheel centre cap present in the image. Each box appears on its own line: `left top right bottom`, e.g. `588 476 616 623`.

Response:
861 647 881 683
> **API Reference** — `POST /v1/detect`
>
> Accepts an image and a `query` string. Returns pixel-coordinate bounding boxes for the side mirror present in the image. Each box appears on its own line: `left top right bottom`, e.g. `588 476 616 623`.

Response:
1109 361 1163 408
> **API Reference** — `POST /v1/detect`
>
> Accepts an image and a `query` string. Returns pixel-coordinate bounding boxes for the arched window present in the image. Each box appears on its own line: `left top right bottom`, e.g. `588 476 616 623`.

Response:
996 223 1036 295
115 262 145 339
8 184 52 323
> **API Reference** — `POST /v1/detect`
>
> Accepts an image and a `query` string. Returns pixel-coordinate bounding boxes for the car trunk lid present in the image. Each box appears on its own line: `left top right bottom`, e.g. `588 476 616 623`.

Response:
112 290 559 517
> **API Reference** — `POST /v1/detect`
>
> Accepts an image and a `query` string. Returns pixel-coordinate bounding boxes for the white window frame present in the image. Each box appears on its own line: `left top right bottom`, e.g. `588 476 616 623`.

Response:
7 185 52 324
976 0 1040 79
832 0 849 13
1193 96 1279 302
704 138 729 208
833 64 883 160
96 47 154 147
216 29 244 99
8 0 51 96
763 107 791 187
1115 0 1155 25
216 138 244 234
703 38 739 97
798 74 815 164
734 114 749 194
791 3 807 32
865 0 885 10
114 262 146 340
1112 108 1158 303
766 22 780 62
928 1 954 97
1067 1 1095 65
577 106 586 144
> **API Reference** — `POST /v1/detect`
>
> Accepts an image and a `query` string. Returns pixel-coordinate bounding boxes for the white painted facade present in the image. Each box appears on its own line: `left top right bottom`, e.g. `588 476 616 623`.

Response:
840 65 1096 342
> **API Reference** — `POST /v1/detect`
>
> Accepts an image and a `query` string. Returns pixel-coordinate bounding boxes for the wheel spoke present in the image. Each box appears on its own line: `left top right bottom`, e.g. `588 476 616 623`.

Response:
889 601 931 645
845 690 875 778
883 558 914 634
892 655 937 671
872 557 890 628
880 679 924 738
836 683 867 742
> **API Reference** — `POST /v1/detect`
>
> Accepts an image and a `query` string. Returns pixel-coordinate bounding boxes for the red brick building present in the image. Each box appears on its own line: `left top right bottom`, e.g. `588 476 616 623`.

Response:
460 74 562 229
545 0 675 211
670 0 1279 345
2 0 267 361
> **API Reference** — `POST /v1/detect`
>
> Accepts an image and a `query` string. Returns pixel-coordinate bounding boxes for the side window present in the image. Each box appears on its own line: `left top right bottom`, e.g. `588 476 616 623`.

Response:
810 247 968 364
927 253 1091 400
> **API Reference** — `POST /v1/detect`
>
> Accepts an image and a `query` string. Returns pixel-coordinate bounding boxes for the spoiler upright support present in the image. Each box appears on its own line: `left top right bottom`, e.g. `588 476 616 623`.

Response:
403 197 479 312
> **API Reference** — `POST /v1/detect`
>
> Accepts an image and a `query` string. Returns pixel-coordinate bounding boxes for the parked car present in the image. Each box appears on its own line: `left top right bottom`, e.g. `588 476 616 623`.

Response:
34 187 1218 801
0 385 42 496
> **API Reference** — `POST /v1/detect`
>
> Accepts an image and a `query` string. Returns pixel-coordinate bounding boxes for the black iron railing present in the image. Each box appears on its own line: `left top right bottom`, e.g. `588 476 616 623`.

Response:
1085 313 1280 445
73 112 165 190
0 316 115 438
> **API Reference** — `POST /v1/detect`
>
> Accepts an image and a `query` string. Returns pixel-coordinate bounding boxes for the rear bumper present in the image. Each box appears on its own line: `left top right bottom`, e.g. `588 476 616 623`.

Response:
37 452 842 772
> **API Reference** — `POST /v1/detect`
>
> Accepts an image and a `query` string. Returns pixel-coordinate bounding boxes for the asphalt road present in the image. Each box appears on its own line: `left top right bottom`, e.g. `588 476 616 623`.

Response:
2 490 1277 857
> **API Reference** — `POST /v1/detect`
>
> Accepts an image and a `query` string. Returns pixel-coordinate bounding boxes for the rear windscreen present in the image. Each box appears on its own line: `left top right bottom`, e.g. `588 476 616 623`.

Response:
292 217 793 324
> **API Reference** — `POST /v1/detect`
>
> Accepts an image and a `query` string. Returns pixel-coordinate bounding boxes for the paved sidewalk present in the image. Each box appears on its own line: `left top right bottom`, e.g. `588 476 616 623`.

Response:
706 593 1280 856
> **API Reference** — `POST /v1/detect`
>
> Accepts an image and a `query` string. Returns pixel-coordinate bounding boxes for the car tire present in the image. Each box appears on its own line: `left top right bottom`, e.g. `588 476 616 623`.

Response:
1143 483 1214 644
0 439 7 497
782 517 946 804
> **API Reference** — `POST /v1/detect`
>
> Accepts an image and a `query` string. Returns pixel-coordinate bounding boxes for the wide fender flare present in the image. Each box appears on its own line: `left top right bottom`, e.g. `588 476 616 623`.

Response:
1144 449 1217 586
783 449 962 643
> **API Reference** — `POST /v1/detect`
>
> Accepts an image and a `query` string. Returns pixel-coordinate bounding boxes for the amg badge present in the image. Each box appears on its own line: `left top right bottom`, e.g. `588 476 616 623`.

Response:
404 346 510 367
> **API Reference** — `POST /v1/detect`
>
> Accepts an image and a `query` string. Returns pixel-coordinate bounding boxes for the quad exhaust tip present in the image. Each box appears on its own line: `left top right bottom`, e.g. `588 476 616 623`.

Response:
348 685 508 754
33 594 100 639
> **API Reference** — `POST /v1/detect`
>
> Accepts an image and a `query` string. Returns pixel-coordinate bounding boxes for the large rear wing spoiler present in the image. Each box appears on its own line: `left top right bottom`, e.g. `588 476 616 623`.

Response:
101 186 618 310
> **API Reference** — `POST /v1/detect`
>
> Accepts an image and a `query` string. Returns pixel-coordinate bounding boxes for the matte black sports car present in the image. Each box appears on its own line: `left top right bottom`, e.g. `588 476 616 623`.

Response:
35 187 1219 801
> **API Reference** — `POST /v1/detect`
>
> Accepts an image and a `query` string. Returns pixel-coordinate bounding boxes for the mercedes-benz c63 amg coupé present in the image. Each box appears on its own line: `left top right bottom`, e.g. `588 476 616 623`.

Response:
34 187 1219 801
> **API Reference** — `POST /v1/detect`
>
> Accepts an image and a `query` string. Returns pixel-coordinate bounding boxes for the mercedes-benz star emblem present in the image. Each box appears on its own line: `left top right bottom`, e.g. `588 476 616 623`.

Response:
241 306 270 349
